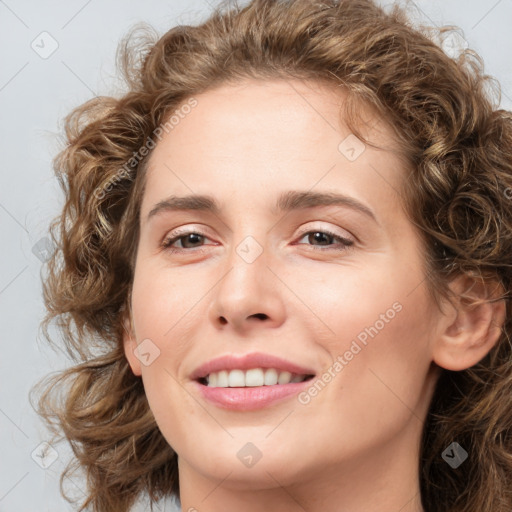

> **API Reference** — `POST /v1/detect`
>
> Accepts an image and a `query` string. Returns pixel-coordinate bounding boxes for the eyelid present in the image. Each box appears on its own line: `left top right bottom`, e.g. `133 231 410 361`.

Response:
161 225 216 248
164 221 354 240
161 222 356 253
295 223 355 243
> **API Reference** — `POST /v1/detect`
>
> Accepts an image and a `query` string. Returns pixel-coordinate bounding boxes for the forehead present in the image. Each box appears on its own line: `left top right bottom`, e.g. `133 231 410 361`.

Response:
154 78 399 154
140 78 410 220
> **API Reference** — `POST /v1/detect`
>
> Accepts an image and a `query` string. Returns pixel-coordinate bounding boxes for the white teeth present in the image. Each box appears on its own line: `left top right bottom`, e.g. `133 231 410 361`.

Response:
205 368 308 388
217 370 229 387
264 368 278 386
228 369 245 387
245 368 264 387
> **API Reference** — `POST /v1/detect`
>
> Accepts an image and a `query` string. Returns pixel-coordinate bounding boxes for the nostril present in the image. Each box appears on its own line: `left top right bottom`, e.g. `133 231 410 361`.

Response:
251 313 268 320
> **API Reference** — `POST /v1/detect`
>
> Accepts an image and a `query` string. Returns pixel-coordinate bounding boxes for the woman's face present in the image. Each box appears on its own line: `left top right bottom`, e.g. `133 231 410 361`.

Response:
124 78 443 495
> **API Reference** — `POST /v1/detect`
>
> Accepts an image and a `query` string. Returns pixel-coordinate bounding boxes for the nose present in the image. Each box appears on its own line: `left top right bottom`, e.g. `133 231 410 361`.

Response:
207 240 286 333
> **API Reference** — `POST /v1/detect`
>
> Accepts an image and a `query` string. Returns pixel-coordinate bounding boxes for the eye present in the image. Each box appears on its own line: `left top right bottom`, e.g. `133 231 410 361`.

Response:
295 229 354 251
161 230 213 251
161 228 355 253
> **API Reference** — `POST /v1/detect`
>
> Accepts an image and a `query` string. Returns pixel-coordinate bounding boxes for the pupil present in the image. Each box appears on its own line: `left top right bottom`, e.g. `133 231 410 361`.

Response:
310 232 330 245
184 233 202 248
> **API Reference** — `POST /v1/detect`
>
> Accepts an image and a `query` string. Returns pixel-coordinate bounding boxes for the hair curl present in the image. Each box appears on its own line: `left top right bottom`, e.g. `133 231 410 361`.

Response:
32 0 512 511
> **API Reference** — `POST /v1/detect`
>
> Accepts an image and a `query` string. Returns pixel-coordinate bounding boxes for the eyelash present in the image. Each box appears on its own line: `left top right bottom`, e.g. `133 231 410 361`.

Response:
161 228 354 253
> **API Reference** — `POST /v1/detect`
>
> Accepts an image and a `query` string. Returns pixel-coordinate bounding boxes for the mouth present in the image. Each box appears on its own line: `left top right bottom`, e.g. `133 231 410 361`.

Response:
197 368 316 388
194 369 317 411
190 352 317 409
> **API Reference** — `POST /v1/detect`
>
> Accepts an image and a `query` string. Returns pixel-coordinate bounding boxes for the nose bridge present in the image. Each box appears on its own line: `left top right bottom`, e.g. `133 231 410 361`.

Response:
225 217 270 283
208 229 285 330
222 233 269 304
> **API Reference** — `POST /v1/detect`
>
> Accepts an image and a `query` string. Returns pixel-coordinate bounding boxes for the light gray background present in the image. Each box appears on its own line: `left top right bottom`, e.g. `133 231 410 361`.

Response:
1 1 511 510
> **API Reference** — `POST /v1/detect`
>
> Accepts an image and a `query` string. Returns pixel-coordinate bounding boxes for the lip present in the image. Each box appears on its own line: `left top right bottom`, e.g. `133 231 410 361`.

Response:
193 378 314 411
190 352 316 381
189 352 316 411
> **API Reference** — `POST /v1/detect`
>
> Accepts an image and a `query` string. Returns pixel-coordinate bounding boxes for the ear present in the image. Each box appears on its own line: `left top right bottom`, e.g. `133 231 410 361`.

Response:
432 274 507 371
121 308 142 377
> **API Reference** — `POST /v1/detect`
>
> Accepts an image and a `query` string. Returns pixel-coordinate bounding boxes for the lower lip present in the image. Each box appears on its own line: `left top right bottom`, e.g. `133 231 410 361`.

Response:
193 379 314 411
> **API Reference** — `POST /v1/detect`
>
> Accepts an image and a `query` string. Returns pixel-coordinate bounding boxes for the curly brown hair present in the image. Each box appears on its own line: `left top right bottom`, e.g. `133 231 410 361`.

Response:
31 0 512 510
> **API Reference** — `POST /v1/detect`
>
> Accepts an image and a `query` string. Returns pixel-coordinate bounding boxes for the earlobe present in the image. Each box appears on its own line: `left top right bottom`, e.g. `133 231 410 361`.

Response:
432 274 507 371
121 310 142 377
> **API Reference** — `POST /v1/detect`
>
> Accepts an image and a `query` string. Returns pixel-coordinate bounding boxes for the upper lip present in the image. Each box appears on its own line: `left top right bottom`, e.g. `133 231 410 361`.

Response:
190 352 316 380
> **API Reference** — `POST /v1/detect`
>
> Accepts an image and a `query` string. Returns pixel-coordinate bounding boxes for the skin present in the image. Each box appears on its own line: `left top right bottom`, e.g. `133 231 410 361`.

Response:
123 78 505 512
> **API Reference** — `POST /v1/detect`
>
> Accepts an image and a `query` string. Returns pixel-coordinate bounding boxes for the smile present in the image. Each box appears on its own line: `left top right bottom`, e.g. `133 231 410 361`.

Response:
201 368 314 387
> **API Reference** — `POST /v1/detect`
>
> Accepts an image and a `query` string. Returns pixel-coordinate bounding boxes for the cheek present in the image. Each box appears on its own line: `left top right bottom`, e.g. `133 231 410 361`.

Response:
293 291 434 462
130 262 204 347
323 282 434 436
129 265 198 427
283 257 420 349
130 268 199 447
292 258 434 402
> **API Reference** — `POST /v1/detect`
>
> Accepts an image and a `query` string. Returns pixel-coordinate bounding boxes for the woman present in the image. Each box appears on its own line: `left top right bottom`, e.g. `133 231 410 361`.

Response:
34 0 512 511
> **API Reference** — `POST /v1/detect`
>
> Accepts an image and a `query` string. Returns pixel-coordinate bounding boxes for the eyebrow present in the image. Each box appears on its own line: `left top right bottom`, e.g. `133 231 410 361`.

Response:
146 190 378 224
